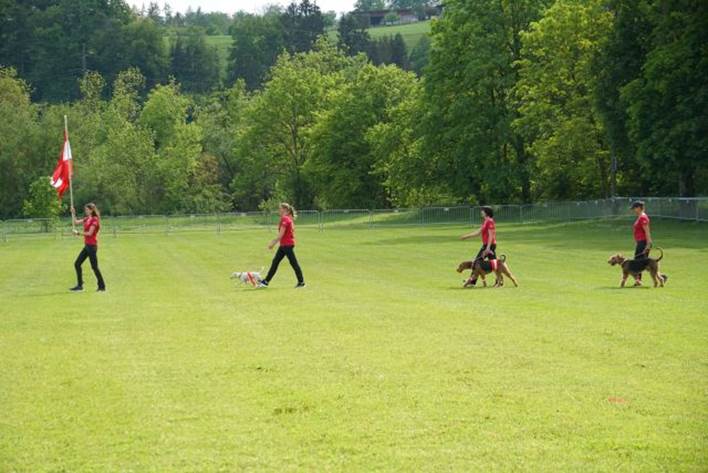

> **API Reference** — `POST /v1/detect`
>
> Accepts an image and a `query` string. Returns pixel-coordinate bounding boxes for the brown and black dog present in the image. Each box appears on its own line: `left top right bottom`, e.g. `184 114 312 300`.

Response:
607 248 668 288
457 255 519 288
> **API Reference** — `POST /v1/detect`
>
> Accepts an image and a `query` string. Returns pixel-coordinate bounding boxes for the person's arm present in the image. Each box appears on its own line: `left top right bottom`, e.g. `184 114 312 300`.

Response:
484 227 496 254
460 226 482 240
70 207 84 226
268 226 286 250
74 223 96 237
643 222 652 250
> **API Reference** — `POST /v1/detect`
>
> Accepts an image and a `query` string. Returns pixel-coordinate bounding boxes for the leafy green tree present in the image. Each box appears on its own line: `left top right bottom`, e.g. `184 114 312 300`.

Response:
238 40 355 207
423 0 549 203
0 68 42 218
170 31 221 93
139 82 190 148
409 35 430 75
280 0 325 54
621 0 708 196
22 177 63 229
591 0 651 196
338 13 372 56
514 0 613 199
308 64 420 208
228 12 285 89
389 34 409 69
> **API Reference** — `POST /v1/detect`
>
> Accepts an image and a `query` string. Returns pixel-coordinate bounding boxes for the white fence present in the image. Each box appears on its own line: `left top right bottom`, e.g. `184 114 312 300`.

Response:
1 197 705 240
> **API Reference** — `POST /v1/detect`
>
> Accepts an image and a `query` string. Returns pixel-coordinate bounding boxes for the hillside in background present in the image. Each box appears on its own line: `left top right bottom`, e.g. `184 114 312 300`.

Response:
203 21 432 79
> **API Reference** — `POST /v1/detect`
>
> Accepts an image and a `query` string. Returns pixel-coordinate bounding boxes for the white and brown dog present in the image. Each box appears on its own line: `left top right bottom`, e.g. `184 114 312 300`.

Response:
231 271 263 287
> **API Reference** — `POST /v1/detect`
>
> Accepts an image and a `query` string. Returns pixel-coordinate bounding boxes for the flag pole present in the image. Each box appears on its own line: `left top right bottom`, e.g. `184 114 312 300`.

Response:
65 114 75 232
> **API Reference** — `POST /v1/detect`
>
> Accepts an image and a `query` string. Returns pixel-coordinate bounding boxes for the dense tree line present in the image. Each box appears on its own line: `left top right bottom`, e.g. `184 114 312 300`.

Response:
0 0 705 219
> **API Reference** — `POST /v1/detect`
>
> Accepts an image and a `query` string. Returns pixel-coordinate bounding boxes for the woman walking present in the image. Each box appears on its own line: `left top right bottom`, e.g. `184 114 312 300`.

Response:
460 206 497 287
630 200 652 286
69 203 106 292
258 203 305 288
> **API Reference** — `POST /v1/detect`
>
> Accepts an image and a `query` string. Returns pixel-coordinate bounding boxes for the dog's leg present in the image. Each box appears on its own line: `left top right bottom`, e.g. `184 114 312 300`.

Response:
501 264 518 287
620 270 628 288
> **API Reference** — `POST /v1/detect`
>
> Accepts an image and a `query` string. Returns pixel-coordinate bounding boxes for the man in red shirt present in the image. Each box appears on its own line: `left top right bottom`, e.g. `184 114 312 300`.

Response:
259 203 305 288
631 200 653 285
460 206 497 287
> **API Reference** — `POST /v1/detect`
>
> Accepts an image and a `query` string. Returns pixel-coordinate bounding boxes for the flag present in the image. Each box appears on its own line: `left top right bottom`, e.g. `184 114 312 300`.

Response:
50 129 73 199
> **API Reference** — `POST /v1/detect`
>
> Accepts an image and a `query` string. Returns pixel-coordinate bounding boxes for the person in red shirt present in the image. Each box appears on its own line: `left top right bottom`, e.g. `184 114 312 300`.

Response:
258 203 305 288
631 200 653 285
69 203 106 292
459 206 497 287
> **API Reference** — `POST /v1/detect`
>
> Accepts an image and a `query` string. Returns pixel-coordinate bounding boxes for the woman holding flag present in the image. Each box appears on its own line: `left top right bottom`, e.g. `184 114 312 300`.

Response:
69 203 106 292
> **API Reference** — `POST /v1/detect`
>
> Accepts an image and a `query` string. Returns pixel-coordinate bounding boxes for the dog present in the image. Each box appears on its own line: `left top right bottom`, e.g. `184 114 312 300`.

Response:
231 271 263 287
607 248 668 288
456 254 519 288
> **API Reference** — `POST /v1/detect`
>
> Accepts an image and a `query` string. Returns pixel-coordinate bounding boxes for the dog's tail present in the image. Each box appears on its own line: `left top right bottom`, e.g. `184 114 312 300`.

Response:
654 247 663 262
498 254 507 263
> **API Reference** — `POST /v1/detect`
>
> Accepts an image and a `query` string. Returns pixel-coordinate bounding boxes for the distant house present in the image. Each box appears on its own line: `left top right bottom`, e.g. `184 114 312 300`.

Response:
354 9 419 27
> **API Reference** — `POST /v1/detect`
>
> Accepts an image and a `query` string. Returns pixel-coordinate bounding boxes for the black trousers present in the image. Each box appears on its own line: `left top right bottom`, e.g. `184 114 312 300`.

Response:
75 244 105 289
635 240 648 259
264 245 304 284
469 244 497 284
634 240 648 280
474 243 497 261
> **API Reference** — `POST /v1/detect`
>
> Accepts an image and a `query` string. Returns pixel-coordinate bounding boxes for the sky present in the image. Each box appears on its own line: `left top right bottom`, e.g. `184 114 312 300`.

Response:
127 0 356 15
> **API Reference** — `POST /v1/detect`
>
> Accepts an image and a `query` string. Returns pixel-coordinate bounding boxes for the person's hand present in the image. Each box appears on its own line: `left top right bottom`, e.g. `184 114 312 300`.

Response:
72 229 79 236
267 242 275 250
483 249 491 256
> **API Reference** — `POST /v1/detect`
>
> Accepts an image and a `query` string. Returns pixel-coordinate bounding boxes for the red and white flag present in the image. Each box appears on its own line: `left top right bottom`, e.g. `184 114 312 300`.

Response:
50 129 73 199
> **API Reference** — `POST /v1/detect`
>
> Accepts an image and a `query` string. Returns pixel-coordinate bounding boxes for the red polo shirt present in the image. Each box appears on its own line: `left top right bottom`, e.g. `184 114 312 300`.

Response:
279 215 295 246
633 213 649 241
84 216 100 246
481 217 496 244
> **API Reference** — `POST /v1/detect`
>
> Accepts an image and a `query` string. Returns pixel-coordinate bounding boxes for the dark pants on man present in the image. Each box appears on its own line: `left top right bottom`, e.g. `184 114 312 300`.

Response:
469 243 497 286
634 240 648 281
75 244 105 289
264 245 304 284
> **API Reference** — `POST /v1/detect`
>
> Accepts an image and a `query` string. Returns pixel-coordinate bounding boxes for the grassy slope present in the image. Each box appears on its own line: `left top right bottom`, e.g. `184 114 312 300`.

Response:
367 20 431 50
1 219 706 471
209 20 432 79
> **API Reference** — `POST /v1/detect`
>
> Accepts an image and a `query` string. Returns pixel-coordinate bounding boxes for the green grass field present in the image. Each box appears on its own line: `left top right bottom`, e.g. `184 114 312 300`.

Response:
206 20 432 79
1 219 706 471
367 20 431 50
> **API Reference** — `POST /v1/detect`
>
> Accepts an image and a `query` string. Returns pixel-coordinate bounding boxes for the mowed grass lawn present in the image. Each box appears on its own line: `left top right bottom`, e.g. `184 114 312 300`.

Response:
1 219 706 471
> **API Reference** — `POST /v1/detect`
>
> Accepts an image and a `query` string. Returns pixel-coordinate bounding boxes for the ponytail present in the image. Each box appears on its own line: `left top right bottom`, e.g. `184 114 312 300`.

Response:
85 202 100 218
280 202 297 219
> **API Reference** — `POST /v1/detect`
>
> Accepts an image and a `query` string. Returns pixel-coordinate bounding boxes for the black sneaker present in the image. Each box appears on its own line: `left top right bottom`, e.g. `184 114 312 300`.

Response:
97 287 106 292
257 281 269 288
69 285 83 292
295 282 306 288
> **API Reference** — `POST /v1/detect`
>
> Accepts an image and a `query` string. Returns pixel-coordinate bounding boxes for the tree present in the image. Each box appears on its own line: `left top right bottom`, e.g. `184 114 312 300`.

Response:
323 10 337 29
354 0 385 11
237 40 355 207
409 35 430 75
423 0 550 203
170 31 221 93
513 0 613 199
22 177 62 229
338 13 372 56
280 0 325 54
308 64 420 208
0 68 42 218
228 12 285 90
591 0 651 196
621 0 708 196
389 34 409 69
